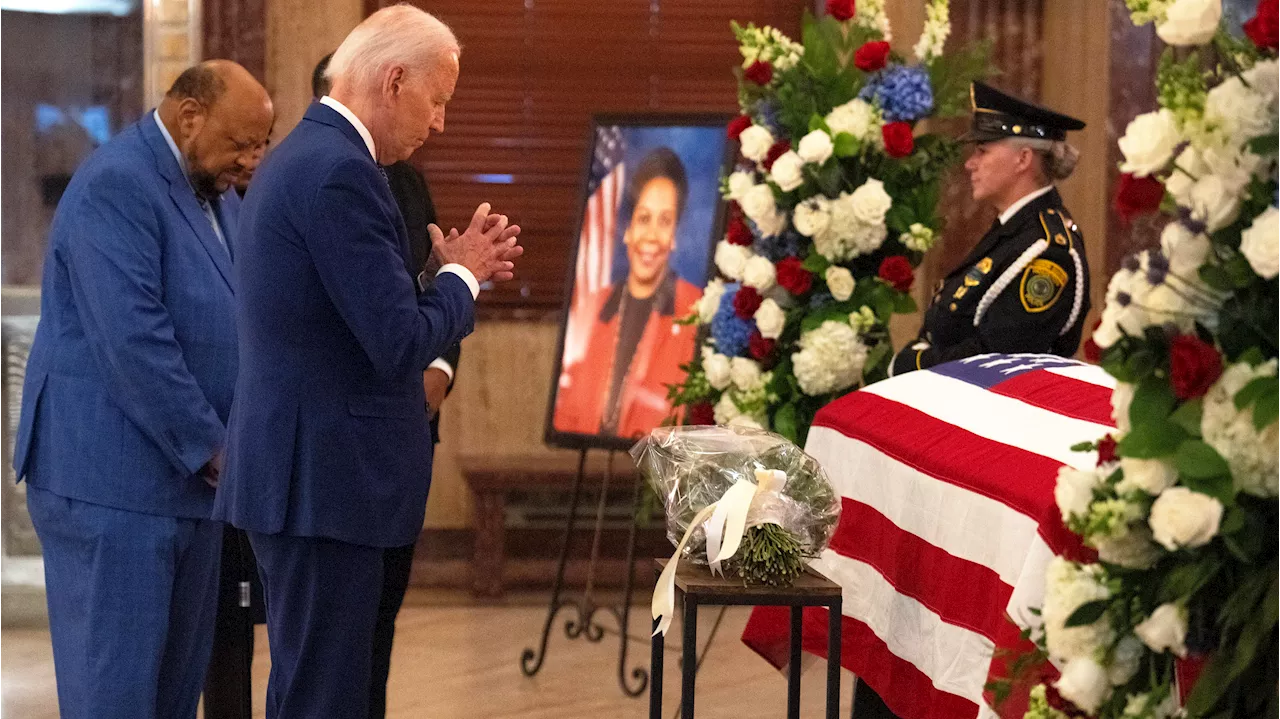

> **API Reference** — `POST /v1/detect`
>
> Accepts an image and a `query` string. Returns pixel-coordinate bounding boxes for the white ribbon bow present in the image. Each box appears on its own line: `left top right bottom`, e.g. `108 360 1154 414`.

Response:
651 469 789 636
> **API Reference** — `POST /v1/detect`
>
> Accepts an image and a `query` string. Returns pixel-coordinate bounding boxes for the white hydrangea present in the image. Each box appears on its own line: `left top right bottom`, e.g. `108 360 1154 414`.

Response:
714 241 751 281
742 255 777 292
825 98 882 144
753 298 786 340
791 320 868 396
1202 359 1280 497
702 347 732 390
1240 206 1279 281
729 357 765 391
912 0 950 61
1095 524 1162 570
792 196 832 238
1243 59 1280 108
713 391 741 424
1118 109 1182 177
820 191 888 261
899 223 937 252
797 129 834 165
696 278 727 324
1204 74 1277 146
1041 558 1115 662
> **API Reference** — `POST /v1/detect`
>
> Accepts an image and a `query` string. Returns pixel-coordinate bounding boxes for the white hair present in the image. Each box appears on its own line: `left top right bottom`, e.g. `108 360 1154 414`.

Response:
326 4 460 94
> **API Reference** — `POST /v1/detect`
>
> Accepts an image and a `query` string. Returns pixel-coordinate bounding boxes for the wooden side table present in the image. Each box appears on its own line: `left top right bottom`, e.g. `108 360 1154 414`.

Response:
650 558 843 719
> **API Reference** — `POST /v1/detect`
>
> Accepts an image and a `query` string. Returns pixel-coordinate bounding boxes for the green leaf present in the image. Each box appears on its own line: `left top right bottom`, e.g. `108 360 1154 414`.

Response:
864 340 891 375
773 402 799 443
1199 263 1233 292
1117 420 1187 458
892 292 918 314
808 113 829 134
1248 133 1279 156
1063 599 1109 628
1174 439 1230 479
1223 253 1257 289
1254 388 1279 431
1070 440 1097 452
1131 378 1178 427
802 250 831 275
832 132 857 158
1239 347 1267 367
1170 399 1204 437
1181 473 1235 505
1157 554 1223 604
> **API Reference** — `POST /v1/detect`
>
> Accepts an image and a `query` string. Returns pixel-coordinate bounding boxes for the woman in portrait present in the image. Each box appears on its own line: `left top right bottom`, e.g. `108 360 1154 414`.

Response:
554 147 703 439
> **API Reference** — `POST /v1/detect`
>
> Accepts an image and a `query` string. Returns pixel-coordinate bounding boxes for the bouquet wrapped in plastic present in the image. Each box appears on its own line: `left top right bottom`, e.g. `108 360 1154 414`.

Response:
631 425 841 634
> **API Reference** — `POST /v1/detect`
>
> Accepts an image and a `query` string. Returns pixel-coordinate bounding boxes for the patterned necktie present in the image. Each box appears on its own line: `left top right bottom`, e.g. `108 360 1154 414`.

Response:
378 165 390 186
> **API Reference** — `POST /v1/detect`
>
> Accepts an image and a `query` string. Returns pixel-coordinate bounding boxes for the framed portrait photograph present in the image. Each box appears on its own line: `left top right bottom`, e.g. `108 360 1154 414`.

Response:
546 113 735 451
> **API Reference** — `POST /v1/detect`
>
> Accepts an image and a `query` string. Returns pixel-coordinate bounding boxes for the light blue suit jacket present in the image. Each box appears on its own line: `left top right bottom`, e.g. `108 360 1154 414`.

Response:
13 113 240 519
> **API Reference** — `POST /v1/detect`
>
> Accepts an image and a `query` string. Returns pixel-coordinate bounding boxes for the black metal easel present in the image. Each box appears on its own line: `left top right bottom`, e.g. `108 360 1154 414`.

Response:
519 448 650 696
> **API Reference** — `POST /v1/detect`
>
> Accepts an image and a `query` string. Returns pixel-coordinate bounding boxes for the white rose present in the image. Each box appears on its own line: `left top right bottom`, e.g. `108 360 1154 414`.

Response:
797 129 834 165
849 178 893 226
1117 458 1178 495
1108 635 1144 686
1096 524 1162 570
824 266 856 301
1055 657 1111 714
753 298 786 340
1134 603 1189 658
1118 109 1182 177
1159 222 1212 279
713 391 741 424
769 151 805 192
742 255 777 292
714 241 750 281
1149 487 1223 551
1241 206 1279 280
740 184 777 224
1155 0 1222 46
1205 75 1276 144
697 279 726 324
738 124 774 162
1055 466 1102 522
1111 382 1135 433
702 350 732 390
1190 174 1242 233
726 171 756 201
793 197 832 238
729 357 764 391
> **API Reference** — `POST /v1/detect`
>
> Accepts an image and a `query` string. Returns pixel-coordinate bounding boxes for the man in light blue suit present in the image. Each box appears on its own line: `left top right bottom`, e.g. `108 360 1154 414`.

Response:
12 61 273 719
214 7 522 717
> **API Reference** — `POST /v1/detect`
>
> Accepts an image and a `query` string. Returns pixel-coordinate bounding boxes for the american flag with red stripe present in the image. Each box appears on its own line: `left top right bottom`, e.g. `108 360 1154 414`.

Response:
562 126 625 369
741 354 1116 719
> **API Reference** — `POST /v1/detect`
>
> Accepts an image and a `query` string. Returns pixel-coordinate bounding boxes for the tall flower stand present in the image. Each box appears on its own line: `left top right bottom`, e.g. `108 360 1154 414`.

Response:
650 558 843 719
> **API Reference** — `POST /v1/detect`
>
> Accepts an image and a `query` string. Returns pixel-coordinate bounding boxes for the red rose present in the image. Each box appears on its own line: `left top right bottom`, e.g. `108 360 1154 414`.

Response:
854 40 891 72
776 256 813 295
1043 684 1090 718
726 217 754 246
744 60 773 86
826 0 856 22
1169 335 1223 401
878 256 914 292
748 331 777 362
1245 0 1278 50
881 122 915 158
1113 173 1165 224
727 115 753 140
1083 318 1103 363
762 140 792 171
725 200 742 221
733 286 763 319
1097 434 1117 466
686 401 715 426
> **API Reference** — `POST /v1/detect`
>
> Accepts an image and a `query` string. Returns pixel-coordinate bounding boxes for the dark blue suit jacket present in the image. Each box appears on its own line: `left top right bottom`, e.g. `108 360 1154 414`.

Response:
13 114 239 519
213 102 475 548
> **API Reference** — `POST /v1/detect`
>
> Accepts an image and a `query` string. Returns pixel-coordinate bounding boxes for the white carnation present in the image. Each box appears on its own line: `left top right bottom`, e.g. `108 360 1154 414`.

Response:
1118 109 1182 177
753 298 786 340
729 357 764 391
1042 558 1114 662
742 256 777 292
1055 466 1102 523
1155 0 1221 46
1134 603 1188 658
1056 657 1112 713
849 178 893 225
714 241 751 281
824 266 856 301
1202 359 1280 497
791 320 868 396
1149 486 1223 551
792 196 832 238
825 98 881 143
1116 457 1178 495
726 171 756 201
702 349 732 390
1205 74 1277 145
769 151 805 192
1240 206 1279 280
738 124 774 162
739 184 777 225
797 129 834 165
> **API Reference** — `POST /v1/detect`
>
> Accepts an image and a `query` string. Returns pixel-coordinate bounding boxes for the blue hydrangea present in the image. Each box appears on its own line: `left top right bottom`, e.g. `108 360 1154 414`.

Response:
808 290 834 309
858 65 934 123
753 99 784 138
754 229 801 263
711 284 755 357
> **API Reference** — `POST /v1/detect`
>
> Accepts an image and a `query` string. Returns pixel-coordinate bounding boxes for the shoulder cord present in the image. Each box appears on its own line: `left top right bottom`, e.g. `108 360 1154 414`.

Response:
1060 244 1085 337
973 238 1048 327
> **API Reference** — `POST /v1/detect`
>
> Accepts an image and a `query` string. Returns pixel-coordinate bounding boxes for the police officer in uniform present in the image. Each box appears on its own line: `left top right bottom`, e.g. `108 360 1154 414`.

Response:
890 82 1091 376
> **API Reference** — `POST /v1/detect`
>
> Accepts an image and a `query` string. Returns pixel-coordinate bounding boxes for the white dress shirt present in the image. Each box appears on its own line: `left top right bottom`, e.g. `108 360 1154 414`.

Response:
998 185 1055 225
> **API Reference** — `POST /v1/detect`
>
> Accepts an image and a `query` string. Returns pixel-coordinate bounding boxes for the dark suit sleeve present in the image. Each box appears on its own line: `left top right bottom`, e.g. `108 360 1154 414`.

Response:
62 167 224 476
306 158 475 381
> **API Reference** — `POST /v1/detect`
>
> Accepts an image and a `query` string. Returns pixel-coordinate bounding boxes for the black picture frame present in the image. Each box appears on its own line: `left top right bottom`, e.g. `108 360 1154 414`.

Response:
544 112 737 452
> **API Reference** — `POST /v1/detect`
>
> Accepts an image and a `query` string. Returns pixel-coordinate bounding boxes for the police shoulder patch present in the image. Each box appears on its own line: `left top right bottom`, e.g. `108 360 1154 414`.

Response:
1020 258 1068 313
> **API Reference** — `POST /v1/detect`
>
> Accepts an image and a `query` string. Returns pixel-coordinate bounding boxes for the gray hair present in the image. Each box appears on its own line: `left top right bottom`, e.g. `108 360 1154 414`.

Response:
1008 137 1080 182
326 4 460 94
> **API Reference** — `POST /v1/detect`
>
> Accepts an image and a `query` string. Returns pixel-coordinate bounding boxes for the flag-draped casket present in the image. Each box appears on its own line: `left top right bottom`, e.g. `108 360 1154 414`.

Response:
741 354 1115 719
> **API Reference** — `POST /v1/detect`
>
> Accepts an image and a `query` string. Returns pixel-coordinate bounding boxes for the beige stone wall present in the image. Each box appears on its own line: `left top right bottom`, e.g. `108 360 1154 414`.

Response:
264 0 362 145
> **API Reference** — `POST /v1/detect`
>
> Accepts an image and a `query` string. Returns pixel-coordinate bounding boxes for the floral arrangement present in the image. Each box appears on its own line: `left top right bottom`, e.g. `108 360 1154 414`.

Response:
667 0 990 445
1017 2 1279 717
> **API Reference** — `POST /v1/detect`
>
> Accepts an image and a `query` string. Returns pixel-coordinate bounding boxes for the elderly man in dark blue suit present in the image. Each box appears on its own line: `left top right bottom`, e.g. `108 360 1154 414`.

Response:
213 6 522 718
12 61 272 718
